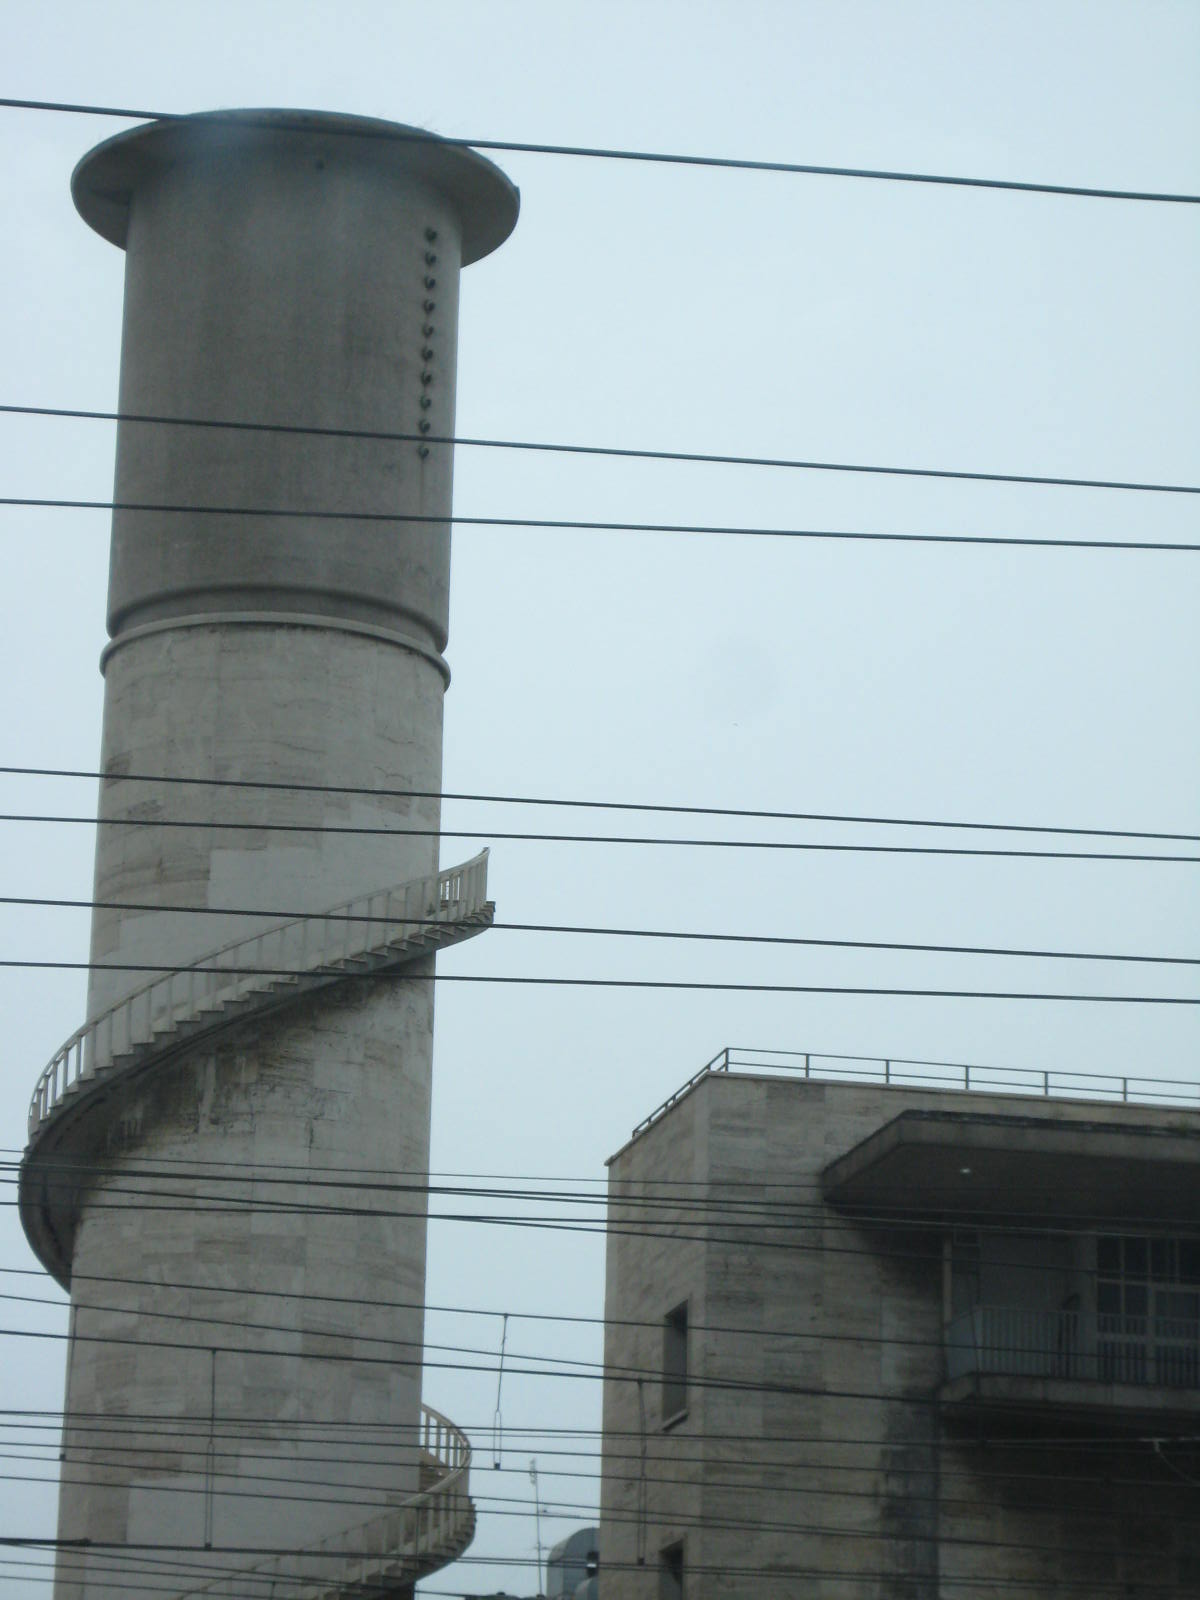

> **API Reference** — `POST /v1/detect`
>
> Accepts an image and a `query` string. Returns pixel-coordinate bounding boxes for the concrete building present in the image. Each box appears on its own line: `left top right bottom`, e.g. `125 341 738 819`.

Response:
546 1525 600 1598
598 1048 1200 1597
464 1524 599 1600
19 110 517 1598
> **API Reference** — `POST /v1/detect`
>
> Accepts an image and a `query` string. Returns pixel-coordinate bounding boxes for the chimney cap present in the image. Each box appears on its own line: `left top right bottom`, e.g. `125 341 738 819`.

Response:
71 107 520 265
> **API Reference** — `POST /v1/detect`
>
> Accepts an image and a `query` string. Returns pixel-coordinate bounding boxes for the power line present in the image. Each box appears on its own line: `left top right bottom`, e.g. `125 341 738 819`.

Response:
2 1459 1190 1572
9 1153 1200 1234
6 492 1200 554
0 1538 1189 1594
0 1435 1187 1526
4 402 1197 496
20 1141 1197 1203
9 1172 1200 1262
6 1320 1070 1417
4 810 1198 861
5 960 1194 1003
16 1149 1200 1234
0 1262 1185 1375
2 763 1194 843
11 1162 1200 1242
1 96 1197 206
6 892 1195 967
4 1405 1192 1460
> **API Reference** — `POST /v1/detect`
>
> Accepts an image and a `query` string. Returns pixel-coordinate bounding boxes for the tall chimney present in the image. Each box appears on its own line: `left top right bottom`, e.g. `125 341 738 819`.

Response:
20 110 517 1599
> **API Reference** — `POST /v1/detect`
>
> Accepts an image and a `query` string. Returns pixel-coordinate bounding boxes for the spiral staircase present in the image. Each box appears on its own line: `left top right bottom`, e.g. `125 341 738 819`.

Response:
178 1403 476 1599
20 851 493 1597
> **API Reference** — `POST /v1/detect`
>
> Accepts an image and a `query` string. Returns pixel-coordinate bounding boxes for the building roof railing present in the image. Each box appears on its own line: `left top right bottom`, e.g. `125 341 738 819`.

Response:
630 1045 1200 1140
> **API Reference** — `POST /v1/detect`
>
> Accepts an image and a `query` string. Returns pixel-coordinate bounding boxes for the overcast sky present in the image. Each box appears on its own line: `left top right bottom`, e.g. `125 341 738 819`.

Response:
1 2 1198 1593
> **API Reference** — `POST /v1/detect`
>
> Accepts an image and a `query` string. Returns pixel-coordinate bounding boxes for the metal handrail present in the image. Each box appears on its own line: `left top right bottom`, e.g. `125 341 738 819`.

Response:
178 1401 473 1598
631 1044 1200 1138
946 1304 1200 1389
28 850 491 1139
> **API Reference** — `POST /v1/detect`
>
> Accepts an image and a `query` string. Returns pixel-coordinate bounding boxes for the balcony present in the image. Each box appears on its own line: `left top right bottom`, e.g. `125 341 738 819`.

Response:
941 1304 1200 1429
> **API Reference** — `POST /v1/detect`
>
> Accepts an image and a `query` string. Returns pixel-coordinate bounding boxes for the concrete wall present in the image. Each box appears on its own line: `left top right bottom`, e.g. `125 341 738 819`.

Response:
599 1074 1200 1598
54 973 433 1598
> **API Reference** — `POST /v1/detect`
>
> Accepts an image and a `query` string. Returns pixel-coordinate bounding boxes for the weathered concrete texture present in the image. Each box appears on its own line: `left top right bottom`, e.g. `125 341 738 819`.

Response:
598 1076 1200 1599
88 623 445 1018
28 108 518 1600
54 970 434 1598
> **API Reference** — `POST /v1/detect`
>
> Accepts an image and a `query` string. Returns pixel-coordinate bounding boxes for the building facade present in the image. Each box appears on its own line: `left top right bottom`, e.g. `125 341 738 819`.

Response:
598 1050 1200 1597
19 110 516 1599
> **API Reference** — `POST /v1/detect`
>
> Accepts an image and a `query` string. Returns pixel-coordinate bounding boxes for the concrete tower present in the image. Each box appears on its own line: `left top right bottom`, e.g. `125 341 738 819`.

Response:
19 110 517 1599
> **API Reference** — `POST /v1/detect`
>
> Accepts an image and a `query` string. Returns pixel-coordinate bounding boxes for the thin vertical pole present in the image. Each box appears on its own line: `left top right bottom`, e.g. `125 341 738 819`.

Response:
59 1303 78 1461
529 1459 543 1594
204 1348 217 1549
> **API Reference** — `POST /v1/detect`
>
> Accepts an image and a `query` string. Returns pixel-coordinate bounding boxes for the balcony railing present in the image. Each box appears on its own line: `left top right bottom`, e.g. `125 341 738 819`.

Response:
946 1304 1200 1388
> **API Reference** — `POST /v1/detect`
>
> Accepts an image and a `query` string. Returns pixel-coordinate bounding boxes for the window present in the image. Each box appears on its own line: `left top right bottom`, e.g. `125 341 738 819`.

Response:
658 1539 684 1600
662 1301 688 1423
1097 1234 1200 1387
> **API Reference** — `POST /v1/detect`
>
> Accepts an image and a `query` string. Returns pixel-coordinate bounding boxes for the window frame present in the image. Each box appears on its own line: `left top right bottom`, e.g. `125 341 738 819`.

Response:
661 1299 689 1428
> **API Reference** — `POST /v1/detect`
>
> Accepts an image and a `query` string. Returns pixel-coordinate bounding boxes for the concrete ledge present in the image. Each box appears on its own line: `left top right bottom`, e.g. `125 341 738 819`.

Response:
99 610 452 684
939 1371 1200 1430
73 109 519 264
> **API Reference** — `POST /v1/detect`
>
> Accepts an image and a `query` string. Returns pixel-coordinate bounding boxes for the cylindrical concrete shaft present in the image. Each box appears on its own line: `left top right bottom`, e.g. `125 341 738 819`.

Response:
37 111 517 1599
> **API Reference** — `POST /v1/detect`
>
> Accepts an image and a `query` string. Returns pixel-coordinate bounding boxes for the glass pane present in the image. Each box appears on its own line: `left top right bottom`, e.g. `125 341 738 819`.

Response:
1179 1241 1200 1285
1097 1237 1120 1273
1097 1282 1120 1314
1125 1237 1148 1277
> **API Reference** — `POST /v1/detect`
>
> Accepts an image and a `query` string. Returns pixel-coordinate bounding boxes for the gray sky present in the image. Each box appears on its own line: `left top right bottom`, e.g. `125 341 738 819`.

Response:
1 2 1198 1592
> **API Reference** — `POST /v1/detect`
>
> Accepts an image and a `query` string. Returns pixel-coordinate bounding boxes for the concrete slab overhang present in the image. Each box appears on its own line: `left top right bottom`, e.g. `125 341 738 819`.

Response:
939 1372 1200 1432
821 1109 1200 1224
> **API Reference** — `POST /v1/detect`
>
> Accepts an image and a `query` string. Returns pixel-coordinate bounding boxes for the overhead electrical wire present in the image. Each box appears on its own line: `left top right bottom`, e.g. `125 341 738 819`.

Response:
0 1457 1188 1574
5 1428 1192 1512
0 1282 1097 1371
1 763 1194 843
1 95 1197 206
1 1437 1189 1528
5 493 1200 553
7 1173 1200 1266
9 1411 1181 1490
9 1147 1200 1235
0 1538 1190 1595
4 1405 1194 1463
13 1318 1132 1422
3 809 1198 861
3 402 1197 496
20 1143 1200 1213
8 1167 1200 1243
13 1155 1200 1236
3 961 1193 1003
4 892 1195 968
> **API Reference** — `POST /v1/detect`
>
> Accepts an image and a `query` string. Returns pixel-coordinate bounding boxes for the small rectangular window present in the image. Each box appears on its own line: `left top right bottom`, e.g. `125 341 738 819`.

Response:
658 1539 684 1600
662 1301 688 1423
